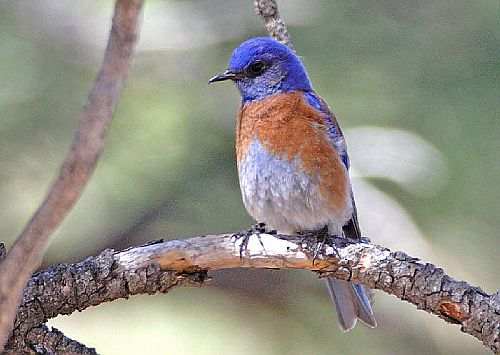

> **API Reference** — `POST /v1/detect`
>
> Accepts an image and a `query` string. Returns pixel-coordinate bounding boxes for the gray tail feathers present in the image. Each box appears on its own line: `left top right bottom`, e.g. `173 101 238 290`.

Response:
325 278 377 332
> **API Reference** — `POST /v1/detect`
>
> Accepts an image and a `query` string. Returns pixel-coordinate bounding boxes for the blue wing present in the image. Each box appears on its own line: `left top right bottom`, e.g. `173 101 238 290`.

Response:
303 91 350 169
302 90 377 330
302 91 361 236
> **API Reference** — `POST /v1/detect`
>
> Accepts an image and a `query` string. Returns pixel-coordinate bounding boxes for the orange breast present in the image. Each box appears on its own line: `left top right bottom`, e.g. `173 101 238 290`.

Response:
236 91 349 212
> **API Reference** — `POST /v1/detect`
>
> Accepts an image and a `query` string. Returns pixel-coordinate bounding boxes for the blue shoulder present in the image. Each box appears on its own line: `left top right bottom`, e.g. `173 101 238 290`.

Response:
302 91 350 169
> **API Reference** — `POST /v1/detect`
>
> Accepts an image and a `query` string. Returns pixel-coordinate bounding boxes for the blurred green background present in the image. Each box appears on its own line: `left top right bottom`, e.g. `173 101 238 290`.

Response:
1 0 499 354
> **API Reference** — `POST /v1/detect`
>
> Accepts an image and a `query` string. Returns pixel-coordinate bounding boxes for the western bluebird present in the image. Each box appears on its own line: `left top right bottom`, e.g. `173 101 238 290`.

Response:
209 37 376 331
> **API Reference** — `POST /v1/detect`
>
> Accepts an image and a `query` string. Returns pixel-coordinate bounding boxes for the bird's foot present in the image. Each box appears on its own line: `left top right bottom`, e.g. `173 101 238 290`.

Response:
233 223 272 259
233 233 252 259
313 227 344 265
311 226 331 265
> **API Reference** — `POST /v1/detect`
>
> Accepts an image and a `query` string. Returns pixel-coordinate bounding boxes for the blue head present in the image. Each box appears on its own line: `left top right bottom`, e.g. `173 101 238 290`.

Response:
209 37 312 102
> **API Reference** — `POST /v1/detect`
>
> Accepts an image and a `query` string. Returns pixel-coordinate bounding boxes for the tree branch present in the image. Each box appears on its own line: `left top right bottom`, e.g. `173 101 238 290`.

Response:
116 232 500 355
10 326 98 355
6 231 500 354
0 0 144 350
5 248 207 353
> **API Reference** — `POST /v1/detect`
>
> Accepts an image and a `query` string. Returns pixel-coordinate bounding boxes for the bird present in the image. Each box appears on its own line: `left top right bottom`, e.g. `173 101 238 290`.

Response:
209 37 376 331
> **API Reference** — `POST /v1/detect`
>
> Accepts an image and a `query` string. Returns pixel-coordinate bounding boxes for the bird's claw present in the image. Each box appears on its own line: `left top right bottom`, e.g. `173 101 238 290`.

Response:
233 223 270 259
312 226 330 265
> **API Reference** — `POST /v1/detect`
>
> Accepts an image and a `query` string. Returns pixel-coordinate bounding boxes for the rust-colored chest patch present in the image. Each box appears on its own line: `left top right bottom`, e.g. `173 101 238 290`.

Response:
235 91 349 211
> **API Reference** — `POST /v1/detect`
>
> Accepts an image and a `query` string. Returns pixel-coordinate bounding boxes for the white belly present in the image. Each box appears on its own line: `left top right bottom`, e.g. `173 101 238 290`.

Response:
238 139 352 234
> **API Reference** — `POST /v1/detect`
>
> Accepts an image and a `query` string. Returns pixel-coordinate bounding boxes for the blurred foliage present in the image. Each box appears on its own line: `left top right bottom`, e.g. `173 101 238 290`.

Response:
0 0 498 354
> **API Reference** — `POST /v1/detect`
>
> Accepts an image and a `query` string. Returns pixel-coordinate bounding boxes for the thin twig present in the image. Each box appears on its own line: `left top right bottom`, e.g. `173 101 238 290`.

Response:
254 0 294 50
0 0 144 350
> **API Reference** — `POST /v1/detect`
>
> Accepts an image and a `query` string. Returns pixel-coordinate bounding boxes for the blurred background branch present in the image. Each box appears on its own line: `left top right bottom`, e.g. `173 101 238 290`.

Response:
0 0 144 351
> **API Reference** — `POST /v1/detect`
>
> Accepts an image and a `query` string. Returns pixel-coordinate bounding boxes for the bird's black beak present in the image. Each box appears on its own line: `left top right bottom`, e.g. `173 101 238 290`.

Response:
208 70 238 84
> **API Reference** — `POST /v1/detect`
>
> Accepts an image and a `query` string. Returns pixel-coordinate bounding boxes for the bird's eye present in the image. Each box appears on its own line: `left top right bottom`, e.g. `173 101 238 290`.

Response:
246 60 267 77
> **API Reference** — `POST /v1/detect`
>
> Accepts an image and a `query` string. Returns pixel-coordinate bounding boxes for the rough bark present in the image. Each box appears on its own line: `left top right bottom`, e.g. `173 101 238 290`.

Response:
5 231 500 354
5 248 207 354
0 0 144 350
4 326 98 355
